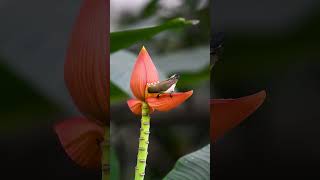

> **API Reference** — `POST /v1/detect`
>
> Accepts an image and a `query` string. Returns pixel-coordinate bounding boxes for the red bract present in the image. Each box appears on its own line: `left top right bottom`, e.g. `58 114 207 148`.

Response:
54 117 104 169
127 47 193 115
130 47 159 101
64 0 109 125
54 0 109 169
211 90 266 142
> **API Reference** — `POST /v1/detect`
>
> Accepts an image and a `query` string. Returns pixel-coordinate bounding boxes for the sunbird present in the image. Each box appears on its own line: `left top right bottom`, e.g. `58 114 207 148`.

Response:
147 74 180 98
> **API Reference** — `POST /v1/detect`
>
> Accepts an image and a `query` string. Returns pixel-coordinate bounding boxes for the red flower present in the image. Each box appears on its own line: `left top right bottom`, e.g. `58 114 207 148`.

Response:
127 47 193 115
211 90 266 142
54 0 109 169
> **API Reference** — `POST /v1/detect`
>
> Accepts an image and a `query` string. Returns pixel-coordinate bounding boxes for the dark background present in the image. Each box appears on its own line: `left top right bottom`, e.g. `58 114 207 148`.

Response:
212 0 320 179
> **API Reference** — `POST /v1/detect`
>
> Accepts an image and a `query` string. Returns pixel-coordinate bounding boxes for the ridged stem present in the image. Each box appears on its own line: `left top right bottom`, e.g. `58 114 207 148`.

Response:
134 102 150 180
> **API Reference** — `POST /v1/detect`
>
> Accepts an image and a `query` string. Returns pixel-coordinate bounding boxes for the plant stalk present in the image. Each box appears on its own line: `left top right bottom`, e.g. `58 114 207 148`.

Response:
134 102 150 180
102 127 109 180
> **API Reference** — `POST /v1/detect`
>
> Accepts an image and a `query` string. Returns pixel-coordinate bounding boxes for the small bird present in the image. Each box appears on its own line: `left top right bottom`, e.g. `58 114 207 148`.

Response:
147 74 180 98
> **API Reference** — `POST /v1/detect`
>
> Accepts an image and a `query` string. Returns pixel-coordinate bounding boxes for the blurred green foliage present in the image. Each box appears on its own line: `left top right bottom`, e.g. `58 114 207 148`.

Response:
118 0 209 52
111 18 198 53
178 68 210 90
110 83 128 104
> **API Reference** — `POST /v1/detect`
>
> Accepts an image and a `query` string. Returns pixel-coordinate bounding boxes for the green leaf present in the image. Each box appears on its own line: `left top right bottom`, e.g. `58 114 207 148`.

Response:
178 67 210 89
164 144 210 180
110 18 199 53
110 82 128 104
163 144 210 180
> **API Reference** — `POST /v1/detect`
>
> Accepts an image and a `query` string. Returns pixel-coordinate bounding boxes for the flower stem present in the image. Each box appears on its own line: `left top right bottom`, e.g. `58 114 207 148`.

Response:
102 127 109 180
134 102 150 180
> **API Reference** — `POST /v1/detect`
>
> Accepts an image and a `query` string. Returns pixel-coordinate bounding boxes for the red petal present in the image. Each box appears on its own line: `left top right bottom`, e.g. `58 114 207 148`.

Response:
146 91 193 112
130 47 159 100
54 117 104 169
211 90 266 142
127 99 143 115
127 99 155 115
65 0 109 125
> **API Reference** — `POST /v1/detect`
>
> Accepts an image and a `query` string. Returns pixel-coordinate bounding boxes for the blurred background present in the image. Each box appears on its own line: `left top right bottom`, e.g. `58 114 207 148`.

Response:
0 0 209 180
110 0 210 179
212 0 320 179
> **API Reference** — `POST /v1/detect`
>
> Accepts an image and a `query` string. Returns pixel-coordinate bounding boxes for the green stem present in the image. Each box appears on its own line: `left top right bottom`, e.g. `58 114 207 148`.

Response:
134 102 150 180
102 127 109 180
